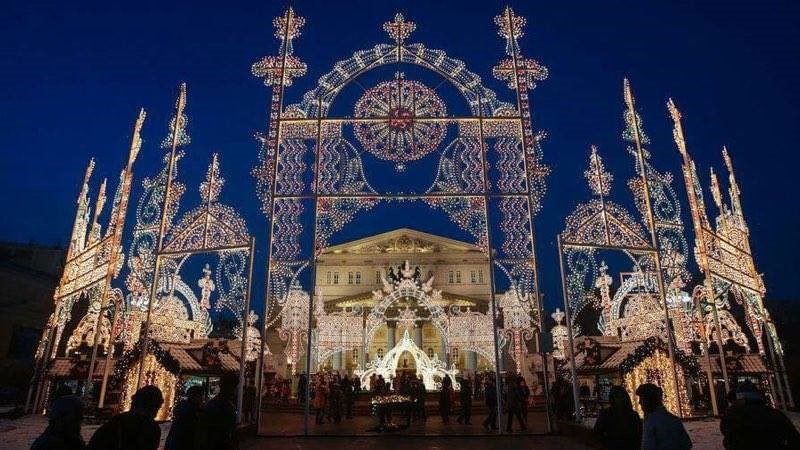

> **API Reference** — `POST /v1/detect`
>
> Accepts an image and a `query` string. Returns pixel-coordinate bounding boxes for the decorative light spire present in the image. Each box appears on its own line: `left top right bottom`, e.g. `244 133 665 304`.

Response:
200 153 225 203
251 8 307 87
383 13 416 45
667 98 688 159
161 82 190 149
128 108 146 169
622 78 651 150
722 146 742 215
709 167 726 213
495 6 525 55
584 145 613 197
89 178 108 243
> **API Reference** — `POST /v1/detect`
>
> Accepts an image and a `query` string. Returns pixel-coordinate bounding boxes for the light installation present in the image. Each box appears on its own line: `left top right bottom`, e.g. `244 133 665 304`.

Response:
555 80 691 419
668 99 793 409
28 109 145 413
251 7 551 434
118 84 256 419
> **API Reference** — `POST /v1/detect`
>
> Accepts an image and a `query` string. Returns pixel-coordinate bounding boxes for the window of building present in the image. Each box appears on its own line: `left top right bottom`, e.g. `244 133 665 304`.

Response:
452 347 459 361
478 269 484 283
375 271 381 284
377 348 384 359
348 272 354 284
326 271 331 284
470 270 476 283
333 272 339 284
356 271 361 284
352 348 358 361
456 270 462 283
448 271 454 283
427 348 434 359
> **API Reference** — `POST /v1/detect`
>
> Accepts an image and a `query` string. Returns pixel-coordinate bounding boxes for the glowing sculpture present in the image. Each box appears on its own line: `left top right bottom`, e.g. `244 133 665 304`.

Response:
669 99 792 406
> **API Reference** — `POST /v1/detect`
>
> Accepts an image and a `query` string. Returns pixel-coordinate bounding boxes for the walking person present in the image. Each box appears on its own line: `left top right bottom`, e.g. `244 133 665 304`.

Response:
457 377 472 425
165 385 204 450
88 385 163 450
313 378 327 424
482 376 498 431
31 395 86 450
593 385 642 450
196 373 239 450
635 383 692 450
439 376 453 424
504 373 526 432
720 380 800 449
519 376 531 424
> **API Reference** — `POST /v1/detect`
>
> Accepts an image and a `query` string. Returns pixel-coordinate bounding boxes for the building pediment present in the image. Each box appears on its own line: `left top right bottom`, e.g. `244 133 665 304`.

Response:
321 228 481 256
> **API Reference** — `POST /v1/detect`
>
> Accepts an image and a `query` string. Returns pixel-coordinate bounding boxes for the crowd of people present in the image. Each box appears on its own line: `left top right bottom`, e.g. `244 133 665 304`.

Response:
29 373 241 450
592 380 800 450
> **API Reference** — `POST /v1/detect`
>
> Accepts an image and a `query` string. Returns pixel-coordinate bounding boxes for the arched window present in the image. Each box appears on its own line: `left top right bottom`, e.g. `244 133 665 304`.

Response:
352 348 359 361
377 348 384 359
456 271 462 283
348 272 354 284
333 272 339 284
478 269 484 283
356 271 361 284
470 270 476 283
448 271 454 284
427 348 434 359
375 271 381 284
326 271 332 284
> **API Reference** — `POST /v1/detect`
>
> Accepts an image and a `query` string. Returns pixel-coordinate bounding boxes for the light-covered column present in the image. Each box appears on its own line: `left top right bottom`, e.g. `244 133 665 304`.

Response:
440 336 448 365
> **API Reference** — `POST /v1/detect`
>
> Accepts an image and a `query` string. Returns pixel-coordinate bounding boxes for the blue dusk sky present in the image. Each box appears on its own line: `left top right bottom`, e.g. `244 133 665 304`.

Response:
1 0 798 316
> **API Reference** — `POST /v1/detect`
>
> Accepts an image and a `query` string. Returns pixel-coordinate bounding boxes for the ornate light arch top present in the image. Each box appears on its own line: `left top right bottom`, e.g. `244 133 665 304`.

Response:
252 10 548 118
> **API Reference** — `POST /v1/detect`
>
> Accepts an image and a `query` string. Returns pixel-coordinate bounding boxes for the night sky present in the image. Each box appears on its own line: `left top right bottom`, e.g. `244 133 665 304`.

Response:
2 0 799 317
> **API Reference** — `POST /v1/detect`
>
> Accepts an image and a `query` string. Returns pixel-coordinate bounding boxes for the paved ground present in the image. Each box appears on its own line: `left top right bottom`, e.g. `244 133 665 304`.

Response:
257 411 548 435
241 435 592 449
3 410 800 449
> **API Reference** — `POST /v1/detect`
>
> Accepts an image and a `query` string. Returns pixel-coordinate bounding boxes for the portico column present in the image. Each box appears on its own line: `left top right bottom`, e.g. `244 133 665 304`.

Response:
440 336 449 365
414 324 423 348
467 351 477 371
387 322 396 350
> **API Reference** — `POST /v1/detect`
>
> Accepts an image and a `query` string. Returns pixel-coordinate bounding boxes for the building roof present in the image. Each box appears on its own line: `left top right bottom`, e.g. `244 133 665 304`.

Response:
320 228 482 256
47 358 115 379
158 339 241 373
698 353 770 374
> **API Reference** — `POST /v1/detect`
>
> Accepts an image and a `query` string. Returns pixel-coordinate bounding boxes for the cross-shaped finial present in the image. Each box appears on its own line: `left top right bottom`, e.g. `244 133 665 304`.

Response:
384 13 416 45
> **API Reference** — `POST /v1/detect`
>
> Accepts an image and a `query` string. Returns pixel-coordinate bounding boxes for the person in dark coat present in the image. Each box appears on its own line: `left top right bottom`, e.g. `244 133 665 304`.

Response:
519 377 531 423
87 385 163 450
635 383 691 450
439 376 453 424
414 377 427 422
593 385 642 450
457 377 472 425
482 376 498 431
504 373 526 432
720 381 800 449
297 372 307 405
196 373 239 450
31 395 86 450
165 385 204 450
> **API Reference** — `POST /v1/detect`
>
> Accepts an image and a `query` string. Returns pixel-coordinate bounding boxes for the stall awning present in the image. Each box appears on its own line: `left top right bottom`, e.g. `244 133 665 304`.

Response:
47 358 115 379
698 354 770 375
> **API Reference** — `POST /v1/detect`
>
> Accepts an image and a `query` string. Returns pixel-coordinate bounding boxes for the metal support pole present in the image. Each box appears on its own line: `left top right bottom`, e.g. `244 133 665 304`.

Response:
764 321 787 410
237 238 256 423
695 301 719 416
706 281 731 395
557 235 582 422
